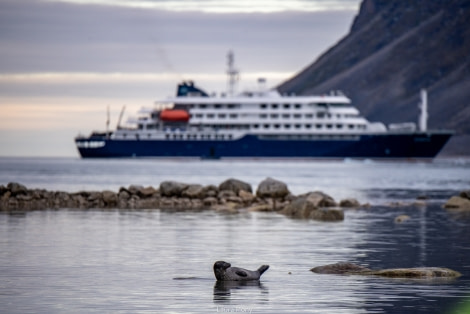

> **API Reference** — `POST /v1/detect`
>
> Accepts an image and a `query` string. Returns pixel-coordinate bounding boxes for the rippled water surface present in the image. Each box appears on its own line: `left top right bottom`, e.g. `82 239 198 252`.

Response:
1 157 470 313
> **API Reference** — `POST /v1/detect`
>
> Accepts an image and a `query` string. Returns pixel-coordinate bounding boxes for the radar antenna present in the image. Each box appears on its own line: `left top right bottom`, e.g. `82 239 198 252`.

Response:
226 50 239 96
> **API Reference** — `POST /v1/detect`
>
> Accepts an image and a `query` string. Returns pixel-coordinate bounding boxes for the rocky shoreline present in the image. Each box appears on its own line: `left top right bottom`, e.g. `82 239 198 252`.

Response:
1 178 469 221
0 178 357 221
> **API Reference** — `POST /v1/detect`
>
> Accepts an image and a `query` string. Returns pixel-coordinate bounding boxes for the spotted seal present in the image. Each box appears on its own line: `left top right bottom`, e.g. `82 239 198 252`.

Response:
213 261 269 281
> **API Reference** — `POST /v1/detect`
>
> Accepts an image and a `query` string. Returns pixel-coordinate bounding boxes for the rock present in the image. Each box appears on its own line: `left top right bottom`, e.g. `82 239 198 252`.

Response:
239 190 255 203
280 191 341 220
7 182 28 196
118 190 130 200
256 177 289 199
311 262 462 278
444 196 470 210
218 178 252 194
160 181 188 197
339 198 361 208
102 190 118 206
127 185 144 195
367 268 462 278
311 262 371 274
137 186 157 198
202 197 218 207
304 191 337 207
310 208 344 221
217 190 236 200
202 185 218 198
459 190 470 200
394 215 411 223
182 184 204 199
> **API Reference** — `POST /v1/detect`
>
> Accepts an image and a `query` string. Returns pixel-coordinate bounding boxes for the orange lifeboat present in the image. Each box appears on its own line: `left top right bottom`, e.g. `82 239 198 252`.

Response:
160 109 190 122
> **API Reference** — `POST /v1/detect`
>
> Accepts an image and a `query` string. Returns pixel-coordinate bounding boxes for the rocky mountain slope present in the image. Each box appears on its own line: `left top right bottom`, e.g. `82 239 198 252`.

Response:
278 0 470 155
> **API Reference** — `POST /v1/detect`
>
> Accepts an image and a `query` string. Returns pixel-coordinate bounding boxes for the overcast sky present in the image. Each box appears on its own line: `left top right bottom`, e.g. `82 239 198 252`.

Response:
0 0 361 157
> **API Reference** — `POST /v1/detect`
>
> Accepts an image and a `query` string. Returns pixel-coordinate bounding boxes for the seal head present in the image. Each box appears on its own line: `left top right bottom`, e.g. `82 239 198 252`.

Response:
213 260 269 281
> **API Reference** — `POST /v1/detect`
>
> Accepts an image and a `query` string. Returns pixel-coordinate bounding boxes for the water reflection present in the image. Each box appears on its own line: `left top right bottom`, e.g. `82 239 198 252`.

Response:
213 280 269 303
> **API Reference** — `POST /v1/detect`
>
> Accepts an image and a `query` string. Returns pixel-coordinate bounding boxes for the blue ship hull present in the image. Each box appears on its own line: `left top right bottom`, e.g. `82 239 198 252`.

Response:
76 132 452 159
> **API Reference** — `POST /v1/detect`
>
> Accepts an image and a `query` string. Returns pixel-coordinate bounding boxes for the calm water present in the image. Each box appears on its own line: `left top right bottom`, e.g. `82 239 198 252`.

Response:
1 157 470 313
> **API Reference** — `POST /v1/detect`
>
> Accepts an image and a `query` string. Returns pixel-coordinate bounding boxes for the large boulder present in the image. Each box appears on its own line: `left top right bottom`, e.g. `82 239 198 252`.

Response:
280 191 341 220
218 178 252 194
160 181 188 197
182 184 204 199
7 182 28 196
102 190 118 206
256 177 289 199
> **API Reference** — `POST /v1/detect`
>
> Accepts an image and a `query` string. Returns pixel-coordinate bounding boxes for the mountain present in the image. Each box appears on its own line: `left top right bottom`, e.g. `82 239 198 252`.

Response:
278 0 470 156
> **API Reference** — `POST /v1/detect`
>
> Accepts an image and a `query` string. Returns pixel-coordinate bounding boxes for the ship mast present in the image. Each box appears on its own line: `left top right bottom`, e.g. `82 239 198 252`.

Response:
419 89 428 132
226 50 239 97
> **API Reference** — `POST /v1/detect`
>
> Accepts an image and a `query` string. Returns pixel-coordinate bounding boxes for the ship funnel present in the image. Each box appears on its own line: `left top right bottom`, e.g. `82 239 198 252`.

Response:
419 89 428 132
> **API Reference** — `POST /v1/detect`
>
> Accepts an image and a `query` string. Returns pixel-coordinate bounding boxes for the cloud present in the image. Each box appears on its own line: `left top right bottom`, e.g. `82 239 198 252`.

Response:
46 0 360 13
0 0 361 156
0 0 358 74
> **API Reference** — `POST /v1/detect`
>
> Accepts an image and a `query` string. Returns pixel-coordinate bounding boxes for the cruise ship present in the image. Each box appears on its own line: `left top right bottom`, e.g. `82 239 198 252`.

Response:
75 53 452 159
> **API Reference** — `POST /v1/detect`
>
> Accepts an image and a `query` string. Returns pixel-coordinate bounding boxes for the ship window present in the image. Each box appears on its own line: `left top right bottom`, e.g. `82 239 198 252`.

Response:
260 104 267 109
228 104 237 109
228 134 233 139
264 124 270 129
253 124 259 129
348 124 355 129
229 114 237 118
326 124 333 129
215 104 222 109
271 104 278 109
293 114 301 119
260 114 267 119
305 124 312 129
316 124 322 129
294 104 302 109
195 114 203 118
218 114 226 118
123 133 127 138
317 112 325 118
274 124 280 129
284 124 291 129
270 114 279 118
282 114 290 118
305 114 313 118
148 134 151 138
199 104 207 108
336 124 343 129
207 114 215 119
295 124 301 129
283 104 290 109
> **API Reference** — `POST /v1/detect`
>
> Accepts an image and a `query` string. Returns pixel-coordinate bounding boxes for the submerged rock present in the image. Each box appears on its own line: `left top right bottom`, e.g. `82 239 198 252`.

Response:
339 198 361 208
394 214 411 223
311 262 461 278
311 262 371 274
